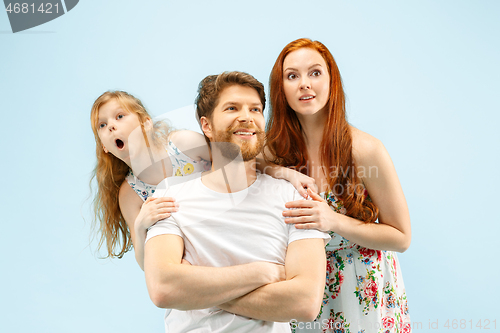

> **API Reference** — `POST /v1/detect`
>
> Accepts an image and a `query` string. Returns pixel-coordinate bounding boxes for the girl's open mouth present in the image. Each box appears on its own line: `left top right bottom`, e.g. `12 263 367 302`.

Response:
115 139 124 149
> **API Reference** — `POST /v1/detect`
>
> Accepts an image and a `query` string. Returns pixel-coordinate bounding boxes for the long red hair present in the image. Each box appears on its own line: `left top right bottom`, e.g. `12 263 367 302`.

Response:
90 91 170 258
266 38 378 223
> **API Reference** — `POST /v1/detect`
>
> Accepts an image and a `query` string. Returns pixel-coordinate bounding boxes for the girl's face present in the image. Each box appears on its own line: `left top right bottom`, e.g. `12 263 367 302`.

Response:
282 48 330 118
97 98 142 163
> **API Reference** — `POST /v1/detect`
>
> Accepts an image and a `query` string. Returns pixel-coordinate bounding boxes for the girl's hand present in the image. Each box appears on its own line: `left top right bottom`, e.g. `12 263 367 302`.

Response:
283 188 338 232
280 168 317 198
134 196 178 232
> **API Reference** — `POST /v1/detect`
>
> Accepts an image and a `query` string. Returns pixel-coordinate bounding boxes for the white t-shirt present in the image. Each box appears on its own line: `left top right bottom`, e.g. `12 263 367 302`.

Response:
146 172 330 333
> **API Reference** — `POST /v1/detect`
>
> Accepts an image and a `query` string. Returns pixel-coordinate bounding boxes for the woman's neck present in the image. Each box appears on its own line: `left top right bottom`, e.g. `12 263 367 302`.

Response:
296 110 327 150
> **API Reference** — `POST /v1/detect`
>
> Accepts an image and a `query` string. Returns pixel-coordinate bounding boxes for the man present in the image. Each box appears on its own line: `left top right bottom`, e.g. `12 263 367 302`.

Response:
144 71 329 332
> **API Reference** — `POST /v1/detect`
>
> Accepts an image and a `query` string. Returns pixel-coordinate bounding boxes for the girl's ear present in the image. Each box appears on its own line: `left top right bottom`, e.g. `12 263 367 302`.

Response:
143 118 154 131
200 116 213 140
102 144 109 153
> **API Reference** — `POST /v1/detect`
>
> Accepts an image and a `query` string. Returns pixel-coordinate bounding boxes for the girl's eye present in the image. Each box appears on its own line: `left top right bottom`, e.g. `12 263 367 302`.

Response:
287 73 297 80
99 123 106 129
311 70 321 77
117 114 124 119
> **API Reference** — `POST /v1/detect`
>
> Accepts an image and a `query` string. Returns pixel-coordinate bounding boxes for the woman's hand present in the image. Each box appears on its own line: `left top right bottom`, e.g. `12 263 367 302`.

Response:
134 196 178 233
283 188 339 232
279 168 317 198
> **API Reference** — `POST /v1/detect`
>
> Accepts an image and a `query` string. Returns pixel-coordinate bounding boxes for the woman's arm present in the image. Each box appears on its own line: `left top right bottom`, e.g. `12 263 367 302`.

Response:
171 130 316 197
255 152 316 198
119 181 177 269
283 131 411 252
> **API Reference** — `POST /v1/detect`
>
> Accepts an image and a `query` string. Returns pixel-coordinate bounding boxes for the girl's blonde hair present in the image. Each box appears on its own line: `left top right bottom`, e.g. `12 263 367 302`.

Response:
90 91 170 258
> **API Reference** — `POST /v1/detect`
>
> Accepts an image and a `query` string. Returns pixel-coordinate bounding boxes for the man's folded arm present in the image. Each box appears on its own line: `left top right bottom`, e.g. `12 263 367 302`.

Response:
144 234 282 310
218 238 327 322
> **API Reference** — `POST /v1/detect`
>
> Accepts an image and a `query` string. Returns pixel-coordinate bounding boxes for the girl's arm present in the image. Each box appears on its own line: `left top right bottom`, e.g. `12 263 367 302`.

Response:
171 130 316 197
119 181 177 270
283 132 411 252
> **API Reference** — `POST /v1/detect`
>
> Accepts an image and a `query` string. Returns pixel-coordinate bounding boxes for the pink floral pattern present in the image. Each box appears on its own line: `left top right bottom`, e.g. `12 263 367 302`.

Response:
293 191 411 333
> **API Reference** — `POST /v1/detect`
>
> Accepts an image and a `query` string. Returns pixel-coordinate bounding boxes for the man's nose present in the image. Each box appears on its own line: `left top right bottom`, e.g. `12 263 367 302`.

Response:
237 108 252 122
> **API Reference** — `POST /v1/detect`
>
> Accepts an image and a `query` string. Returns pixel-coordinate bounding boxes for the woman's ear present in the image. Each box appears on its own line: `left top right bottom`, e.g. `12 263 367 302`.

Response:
200 116 213 140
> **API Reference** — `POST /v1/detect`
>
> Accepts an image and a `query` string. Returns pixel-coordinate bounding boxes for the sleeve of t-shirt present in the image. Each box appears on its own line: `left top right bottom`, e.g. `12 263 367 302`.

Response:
144 178 184 244
145 217 184 244
286 186 331 246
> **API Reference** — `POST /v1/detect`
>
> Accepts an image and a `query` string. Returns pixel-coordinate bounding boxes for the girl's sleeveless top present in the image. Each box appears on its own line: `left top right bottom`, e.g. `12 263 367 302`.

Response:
125 139 211 201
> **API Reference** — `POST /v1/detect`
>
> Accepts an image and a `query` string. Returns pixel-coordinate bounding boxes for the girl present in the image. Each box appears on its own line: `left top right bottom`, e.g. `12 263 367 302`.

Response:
267 39 412 332
90 90 314 270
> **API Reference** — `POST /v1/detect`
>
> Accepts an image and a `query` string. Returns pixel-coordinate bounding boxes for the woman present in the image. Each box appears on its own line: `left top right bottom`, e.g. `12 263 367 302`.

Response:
267 39 411 332
90 90 314 270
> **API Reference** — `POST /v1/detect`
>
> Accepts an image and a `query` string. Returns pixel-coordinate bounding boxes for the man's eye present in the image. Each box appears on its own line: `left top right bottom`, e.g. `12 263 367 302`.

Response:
251 108 261 112
227 107 236 111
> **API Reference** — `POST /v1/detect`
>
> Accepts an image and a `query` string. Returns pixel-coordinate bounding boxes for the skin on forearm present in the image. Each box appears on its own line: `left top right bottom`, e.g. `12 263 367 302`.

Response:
255 156 281 177
145 234 277 310
218 276 320 322
133 226 146 270
335 214 410 252
218 238 326 323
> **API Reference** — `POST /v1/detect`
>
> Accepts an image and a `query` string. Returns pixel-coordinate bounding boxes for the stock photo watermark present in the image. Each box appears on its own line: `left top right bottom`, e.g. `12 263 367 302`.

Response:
290 318 497 331
3 0 78 33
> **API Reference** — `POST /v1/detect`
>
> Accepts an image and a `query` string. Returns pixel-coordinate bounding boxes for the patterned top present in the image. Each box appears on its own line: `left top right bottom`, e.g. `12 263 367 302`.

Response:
293 190 411 333
126 139 211 201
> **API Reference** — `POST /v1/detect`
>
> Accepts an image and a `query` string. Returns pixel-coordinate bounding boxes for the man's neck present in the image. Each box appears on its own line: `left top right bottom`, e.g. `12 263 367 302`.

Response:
202 148 257 194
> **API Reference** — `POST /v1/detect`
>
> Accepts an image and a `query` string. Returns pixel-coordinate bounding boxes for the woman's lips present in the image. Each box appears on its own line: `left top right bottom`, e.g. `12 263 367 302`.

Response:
299 95 315 102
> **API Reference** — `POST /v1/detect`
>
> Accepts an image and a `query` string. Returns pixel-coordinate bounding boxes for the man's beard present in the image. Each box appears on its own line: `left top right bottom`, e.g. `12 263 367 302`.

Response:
212 124 264 161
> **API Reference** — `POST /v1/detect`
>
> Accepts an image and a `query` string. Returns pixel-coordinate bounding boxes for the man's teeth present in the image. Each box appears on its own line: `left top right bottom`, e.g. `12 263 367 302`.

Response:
300 96 314 100
234 131 253 135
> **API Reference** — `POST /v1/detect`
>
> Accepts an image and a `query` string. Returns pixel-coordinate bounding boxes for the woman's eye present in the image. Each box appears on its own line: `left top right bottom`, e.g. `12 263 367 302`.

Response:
287 73 297 80
311 70 321 77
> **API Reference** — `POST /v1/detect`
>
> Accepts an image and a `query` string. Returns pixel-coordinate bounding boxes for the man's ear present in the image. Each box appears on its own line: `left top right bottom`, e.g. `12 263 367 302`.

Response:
200 116 213 140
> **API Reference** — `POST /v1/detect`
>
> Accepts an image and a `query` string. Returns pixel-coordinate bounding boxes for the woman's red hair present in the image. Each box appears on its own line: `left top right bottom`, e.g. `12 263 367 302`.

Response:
266 38 378 223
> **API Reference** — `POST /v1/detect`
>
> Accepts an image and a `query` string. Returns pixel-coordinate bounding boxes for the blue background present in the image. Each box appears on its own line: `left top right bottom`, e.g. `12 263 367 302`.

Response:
1 1 499 332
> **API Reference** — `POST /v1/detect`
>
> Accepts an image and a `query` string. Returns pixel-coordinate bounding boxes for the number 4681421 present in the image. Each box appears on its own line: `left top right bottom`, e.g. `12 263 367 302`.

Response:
5 3 60 14
444 319 496 329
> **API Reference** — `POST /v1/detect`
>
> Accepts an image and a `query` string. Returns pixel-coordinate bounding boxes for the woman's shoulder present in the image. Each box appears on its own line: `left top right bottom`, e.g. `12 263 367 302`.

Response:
350 125 387 166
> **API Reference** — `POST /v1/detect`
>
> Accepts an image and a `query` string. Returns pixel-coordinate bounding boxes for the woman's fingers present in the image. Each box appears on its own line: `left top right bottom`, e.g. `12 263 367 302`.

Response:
293 223 317 229
285 216 314 224
307 188 325 202
285 200 314 209
283 208 311 217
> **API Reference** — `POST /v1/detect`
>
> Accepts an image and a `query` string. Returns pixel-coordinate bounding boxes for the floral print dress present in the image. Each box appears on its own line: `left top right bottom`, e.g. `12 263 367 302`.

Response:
293 191 411 333
125 139 211 201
